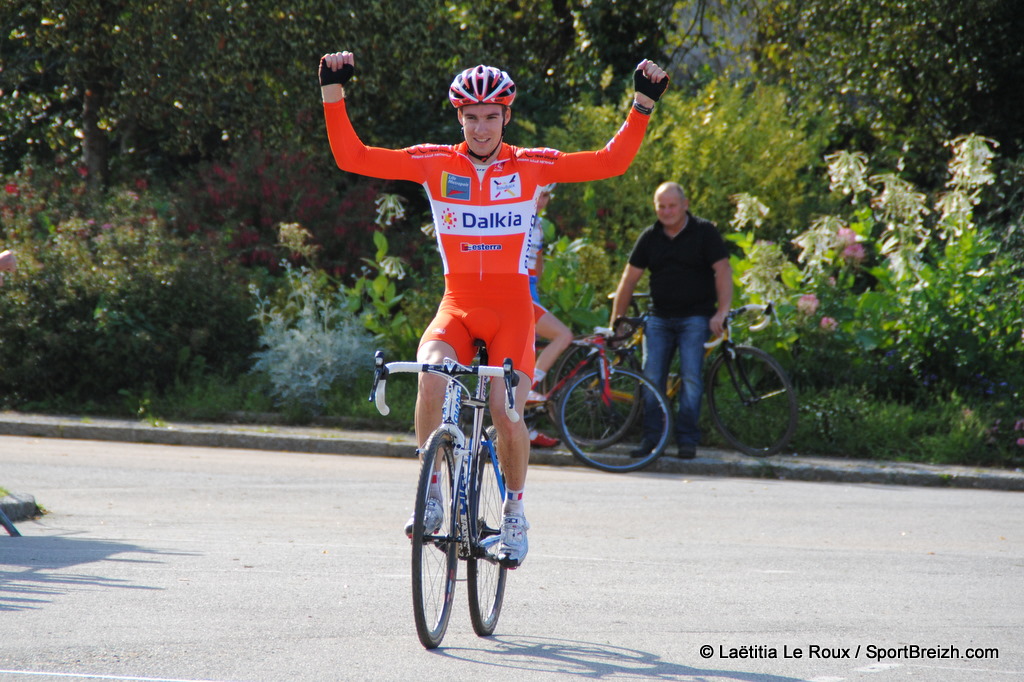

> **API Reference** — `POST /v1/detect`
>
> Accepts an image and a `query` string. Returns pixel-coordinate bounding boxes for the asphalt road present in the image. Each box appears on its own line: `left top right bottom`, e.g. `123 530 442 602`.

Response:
1 435 1022 682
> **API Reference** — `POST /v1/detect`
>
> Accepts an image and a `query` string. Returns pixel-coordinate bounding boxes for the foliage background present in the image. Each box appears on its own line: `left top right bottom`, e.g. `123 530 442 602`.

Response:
1 0 1022 466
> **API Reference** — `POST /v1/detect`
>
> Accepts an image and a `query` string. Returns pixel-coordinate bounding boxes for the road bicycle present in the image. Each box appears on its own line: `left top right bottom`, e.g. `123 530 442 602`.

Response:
368 344 518 649
611 300 798 457
526 329 673 473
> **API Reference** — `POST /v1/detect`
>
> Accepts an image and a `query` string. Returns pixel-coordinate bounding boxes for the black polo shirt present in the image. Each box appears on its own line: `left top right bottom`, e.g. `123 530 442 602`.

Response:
627 213 728 318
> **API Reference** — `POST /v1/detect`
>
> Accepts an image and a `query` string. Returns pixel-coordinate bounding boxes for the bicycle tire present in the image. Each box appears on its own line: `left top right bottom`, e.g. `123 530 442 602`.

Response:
411 428 458 649
467 426 507 636
556 366 672 473
706 345 797 457
557 365 640 451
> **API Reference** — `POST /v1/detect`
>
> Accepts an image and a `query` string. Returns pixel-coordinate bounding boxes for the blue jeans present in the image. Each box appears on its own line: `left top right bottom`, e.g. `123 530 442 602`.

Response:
641 315 710 447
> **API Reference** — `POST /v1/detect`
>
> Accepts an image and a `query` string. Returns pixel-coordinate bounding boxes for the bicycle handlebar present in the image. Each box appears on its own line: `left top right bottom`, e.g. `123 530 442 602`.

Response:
368 351 520 423
704 302 775 349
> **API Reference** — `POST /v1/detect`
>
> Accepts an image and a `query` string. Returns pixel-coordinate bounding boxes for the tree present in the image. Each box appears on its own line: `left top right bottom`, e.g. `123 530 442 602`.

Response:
0 0 462 186
749 0 1024 182
542 77 832 259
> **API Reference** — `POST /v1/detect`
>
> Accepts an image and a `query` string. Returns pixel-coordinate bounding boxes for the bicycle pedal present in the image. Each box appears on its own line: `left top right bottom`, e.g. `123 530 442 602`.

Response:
497 554 522 570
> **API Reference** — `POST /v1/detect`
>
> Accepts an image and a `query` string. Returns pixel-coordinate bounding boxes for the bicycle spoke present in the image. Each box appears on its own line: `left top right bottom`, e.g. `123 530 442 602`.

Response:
707 346 797 456
557 368 671 472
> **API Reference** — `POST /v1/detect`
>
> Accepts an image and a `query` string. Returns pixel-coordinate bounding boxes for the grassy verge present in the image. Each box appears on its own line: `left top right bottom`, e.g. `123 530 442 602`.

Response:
11 372 1022 470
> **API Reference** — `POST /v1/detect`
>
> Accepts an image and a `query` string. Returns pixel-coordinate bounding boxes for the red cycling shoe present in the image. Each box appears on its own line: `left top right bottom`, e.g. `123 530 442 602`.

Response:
529 432 560 448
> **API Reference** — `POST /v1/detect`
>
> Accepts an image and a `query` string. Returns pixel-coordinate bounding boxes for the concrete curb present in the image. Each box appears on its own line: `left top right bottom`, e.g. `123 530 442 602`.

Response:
1 492 38 523
1 412 1022 492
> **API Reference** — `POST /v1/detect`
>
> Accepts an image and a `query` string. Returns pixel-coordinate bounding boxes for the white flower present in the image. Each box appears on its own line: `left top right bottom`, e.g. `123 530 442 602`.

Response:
374 193 407 227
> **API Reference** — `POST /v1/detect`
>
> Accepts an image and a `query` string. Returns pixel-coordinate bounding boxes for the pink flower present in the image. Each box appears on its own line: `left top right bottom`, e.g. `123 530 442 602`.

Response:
1014 419 1024 431
797 294 820 316
1017 438 1024 447
820 316 838 332
836 227 859 246
4 183 18 196
842 243 866 263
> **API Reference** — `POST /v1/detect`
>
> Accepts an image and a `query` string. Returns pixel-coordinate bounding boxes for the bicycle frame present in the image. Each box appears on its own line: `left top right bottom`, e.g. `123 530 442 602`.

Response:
369 351 516 558
530 333 624 410
702 303 776 403
610 302 776 384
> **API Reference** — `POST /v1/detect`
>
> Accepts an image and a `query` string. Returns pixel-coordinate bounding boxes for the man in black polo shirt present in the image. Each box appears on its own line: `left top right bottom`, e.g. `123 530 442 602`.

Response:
610 182 733 458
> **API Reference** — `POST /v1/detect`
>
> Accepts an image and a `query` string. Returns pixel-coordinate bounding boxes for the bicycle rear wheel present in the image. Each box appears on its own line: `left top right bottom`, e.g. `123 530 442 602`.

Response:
556 367 672 472
411 428 458 649
706 346 797 457
467 426 507 636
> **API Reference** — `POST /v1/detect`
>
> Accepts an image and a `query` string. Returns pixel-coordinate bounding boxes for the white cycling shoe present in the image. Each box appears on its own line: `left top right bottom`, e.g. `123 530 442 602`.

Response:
404 497 444 539
497 513 530 568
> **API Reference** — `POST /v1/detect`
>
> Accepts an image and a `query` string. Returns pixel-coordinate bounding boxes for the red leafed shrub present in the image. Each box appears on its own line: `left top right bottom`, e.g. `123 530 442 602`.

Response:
173 144 383 278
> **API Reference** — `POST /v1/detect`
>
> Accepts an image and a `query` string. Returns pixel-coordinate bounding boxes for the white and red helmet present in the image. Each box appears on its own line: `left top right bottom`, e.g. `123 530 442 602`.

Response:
448 65 516 108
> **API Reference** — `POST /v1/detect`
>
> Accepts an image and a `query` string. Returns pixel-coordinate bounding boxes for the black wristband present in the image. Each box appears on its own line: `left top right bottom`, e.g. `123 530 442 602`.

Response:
633 101 654 115
633 69 668 102
319 58 354 87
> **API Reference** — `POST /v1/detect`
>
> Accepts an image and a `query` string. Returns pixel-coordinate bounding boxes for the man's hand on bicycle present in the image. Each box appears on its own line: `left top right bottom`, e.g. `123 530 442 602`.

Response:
710 309 728 337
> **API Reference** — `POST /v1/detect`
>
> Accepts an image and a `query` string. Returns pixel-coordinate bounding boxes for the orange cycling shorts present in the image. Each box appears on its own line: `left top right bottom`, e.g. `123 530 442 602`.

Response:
420 274 536 379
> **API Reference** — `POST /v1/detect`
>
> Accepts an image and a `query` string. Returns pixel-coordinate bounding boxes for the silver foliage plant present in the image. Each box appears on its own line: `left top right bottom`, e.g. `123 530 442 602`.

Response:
250 265 374 413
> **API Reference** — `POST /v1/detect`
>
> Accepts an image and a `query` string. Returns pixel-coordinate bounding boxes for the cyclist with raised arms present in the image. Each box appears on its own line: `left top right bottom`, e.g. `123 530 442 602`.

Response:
320 50 668 567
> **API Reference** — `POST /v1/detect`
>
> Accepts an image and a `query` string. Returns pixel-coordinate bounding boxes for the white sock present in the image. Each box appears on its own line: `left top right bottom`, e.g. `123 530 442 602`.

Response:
532 368 546 387
503 488 525 516
428 470 442 500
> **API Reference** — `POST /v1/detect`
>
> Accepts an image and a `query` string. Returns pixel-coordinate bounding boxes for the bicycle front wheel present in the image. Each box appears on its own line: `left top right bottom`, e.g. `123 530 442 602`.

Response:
556 367 672 473
411 428 458 649
467 426 507 636
706 346 797 457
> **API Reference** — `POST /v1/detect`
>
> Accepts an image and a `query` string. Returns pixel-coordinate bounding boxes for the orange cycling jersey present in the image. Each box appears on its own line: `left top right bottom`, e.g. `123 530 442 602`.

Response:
324 99 651 374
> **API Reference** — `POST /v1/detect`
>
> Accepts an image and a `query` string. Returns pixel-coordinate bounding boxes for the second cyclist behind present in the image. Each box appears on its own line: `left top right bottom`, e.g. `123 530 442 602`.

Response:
525 184 572 449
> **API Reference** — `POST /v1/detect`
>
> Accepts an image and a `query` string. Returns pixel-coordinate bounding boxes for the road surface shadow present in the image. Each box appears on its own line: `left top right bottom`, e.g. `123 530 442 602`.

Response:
436 635 806 681
0 534 190 612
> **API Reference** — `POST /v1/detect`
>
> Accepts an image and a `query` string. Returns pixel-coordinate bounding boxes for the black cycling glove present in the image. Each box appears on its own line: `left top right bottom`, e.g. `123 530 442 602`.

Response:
633 68 668 102
319 57 354 87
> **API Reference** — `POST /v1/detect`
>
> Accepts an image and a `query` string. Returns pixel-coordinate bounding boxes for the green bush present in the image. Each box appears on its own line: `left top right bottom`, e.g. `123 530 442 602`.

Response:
725 135 1023 466
536 236 612 332
791 386 1020 468
0 174 256 407
543 77 832 259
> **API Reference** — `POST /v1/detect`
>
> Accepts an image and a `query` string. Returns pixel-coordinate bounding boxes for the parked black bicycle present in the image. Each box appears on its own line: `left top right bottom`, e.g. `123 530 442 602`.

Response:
611 301 798 457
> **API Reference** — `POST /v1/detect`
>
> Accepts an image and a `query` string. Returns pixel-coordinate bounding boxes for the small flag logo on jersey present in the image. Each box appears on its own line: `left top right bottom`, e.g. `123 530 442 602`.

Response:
490 173 521 200
442 172 471 200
